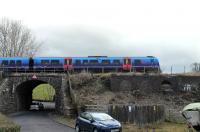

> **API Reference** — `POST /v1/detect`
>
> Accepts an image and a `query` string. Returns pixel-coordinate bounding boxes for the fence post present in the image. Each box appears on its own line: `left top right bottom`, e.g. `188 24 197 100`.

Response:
102 68 104 73
184 66 186 73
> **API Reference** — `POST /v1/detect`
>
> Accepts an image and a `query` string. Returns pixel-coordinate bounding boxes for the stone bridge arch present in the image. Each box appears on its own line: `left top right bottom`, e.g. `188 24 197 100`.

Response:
160 79 173 93
15 80 56 111
0 73 71 115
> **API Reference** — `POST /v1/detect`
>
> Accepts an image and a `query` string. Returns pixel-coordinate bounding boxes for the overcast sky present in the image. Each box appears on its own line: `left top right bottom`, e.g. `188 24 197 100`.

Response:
0 0 200 73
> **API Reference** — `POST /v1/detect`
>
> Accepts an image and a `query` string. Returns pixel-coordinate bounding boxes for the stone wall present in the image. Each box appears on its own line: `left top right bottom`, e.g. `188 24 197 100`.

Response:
110 74 200 93
0 78 15 113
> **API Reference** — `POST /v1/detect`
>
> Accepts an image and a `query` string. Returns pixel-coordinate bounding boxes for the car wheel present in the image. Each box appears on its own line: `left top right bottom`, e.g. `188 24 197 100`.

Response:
75 125 80 132
93 128 98 132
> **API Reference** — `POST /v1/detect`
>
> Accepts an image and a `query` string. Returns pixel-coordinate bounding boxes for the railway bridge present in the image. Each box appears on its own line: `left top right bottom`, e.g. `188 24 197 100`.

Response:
1 72 200 117
0 72 74 116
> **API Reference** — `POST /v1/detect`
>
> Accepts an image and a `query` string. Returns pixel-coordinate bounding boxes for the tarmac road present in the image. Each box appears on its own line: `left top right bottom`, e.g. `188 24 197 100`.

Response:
10 111 75 132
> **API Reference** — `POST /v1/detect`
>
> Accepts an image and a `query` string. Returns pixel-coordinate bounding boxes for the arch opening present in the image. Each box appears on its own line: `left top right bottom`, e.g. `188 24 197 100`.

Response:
161 80 173 93
161 80 172 85
32 84 55 111
15 80 56 111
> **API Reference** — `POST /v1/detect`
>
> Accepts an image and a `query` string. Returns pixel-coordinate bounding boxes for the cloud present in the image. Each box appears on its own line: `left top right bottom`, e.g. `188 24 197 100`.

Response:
36 26 119 56
33 26 200 73
2 0 200 73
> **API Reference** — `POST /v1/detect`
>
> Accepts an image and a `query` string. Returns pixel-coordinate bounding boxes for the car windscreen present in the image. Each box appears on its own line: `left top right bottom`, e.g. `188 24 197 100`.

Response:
91 113 113 121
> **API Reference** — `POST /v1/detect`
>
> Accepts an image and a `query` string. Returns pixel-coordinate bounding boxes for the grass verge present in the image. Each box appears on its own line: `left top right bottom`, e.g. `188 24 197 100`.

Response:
0 113 20 132
122 122 193 132
49 113 75 128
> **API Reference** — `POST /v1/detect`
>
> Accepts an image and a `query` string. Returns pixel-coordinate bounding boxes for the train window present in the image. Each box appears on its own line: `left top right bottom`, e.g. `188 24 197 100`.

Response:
41 60 49 65
69 59 72 64
150 59 154 64
102 60 110 64
64 59 72 65
10 60 15 65
134 60 141 65
113 60 120 65
16 60 22 66
51 60 59 65
124 59 131 64
89 60 98 64
64 59 67 64
1 60 8 65
75 60 81 65
83 60 88 64
141 60 146 64
128 59 131 64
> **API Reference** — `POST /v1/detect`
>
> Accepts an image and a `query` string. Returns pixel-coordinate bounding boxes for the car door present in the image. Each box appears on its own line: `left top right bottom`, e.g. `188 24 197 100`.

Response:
79 113 93 131
84 113 94 132
79 113 88 131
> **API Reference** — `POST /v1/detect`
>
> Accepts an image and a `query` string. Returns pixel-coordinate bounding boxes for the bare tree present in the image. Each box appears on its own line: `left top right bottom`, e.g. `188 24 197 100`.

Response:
191 62 200 72
0 18 41 57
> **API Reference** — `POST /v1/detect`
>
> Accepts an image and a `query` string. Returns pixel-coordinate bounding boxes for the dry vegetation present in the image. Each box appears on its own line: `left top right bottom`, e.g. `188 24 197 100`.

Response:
0 113 20 132
70 72 150 106
70 72 115 106
122 122 193 132
70 72 171 106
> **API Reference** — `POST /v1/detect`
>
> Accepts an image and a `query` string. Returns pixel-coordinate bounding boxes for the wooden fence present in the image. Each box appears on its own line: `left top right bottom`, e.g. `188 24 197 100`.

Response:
84 105 165 126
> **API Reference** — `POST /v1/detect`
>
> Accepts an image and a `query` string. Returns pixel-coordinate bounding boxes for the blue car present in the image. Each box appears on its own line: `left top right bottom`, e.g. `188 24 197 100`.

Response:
75 112 122 132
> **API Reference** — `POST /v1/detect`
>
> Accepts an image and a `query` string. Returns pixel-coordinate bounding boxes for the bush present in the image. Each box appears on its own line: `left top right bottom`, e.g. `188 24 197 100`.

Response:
0 113 20 132
70 71 93 88
0 127 20 132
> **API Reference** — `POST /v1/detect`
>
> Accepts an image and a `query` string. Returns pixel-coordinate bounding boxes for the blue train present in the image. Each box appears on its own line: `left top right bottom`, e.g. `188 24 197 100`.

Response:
0 56 160 72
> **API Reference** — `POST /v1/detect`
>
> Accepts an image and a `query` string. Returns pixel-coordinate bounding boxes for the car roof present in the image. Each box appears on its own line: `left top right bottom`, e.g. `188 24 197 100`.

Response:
83 112 106 114
82 112 109 116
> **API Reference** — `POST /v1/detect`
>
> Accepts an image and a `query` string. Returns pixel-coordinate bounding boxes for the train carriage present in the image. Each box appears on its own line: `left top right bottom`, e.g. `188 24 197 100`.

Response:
33 57 65 71
71 57 124 72
0 56 160 73
0 57 29 71
131 56 160 72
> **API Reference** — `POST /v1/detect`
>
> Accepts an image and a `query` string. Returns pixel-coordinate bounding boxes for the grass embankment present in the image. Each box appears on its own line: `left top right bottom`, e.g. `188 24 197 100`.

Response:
32 84 55 101
122 122 193 132
0 113 20 132
51 114 194 132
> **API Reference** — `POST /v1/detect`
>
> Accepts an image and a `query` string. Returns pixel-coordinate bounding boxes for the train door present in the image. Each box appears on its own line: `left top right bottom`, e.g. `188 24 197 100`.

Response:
64 58 72 71
29 57 34 71
123 57 132 71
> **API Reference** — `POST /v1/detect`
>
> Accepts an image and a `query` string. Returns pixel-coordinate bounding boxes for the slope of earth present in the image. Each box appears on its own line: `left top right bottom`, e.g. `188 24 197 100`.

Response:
70 72 198 123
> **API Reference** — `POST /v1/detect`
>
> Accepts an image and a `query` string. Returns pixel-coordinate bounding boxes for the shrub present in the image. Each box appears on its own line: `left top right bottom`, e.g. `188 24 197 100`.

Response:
0 113 20 132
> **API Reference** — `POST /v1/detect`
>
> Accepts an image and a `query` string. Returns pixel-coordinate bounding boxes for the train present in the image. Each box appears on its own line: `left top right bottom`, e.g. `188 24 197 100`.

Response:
0 56 160 72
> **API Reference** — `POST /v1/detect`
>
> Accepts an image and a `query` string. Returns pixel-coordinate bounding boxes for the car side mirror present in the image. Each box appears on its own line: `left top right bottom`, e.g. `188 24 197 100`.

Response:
90 119 94 123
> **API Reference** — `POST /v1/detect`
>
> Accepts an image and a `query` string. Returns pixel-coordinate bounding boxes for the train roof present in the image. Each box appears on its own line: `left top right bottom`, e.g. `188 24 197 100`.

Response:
0 56 159 59
0 57 29 58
